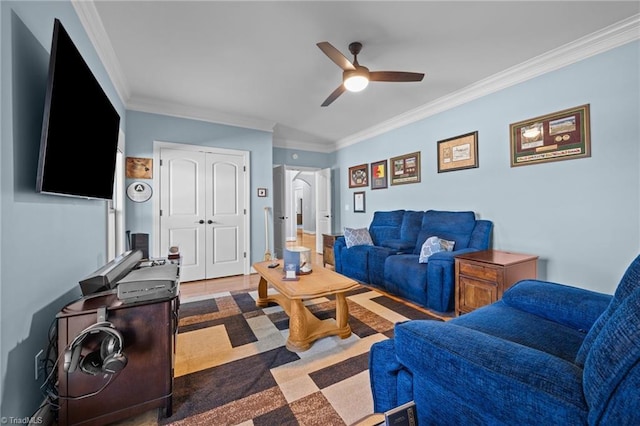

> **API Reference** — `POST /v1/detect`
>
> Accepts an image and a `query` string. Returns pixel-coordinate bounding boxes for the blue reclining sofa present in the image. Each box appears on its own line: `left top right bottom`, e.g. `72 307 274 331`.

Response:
369 253 640 425
334 210 493 312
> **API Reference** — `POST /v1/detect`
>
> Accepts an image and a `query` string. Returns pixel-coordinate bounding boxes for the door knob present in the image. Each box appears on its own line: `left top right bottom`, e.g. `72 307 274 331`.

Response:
198 220 205 224
279 216 285 220
207 220 215 224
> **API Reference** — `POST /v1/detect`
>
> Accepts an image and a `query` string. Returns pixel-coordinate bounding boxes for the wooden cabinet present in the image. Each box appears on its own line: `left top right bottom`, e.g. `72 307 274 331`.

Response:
322 233 342 267
57 292 178 425
455 250 538 316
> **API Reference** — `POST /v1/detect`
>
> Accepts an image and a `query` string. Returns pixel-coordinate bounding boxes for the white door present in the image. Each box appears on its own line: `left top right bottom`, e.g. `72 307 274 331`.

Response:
205 152 246 278
160 147 247 282
272 165 287 259
316 168 332 253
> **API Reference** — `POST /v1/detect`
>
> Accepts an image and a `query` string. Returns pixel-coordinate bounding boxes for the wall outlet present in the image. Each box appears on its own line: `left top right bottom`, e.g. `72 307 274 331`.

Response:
35 349 44 381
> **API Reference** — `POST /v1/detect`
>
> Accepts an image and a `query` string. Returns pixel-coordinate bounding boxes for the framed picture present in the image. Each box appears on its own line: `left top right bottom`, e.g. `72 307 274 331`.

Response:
354 191 365 213
349 163 369 188
390 152 421 185
370 160 388 190
437 131 479 173
257 188 267 197
510 104 591 167
126 157 153 179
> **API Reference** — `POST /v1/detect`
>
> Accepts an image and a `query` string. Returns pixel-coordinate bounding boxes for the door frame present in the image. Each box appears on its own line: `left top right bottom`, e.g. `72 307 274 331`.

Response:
152 141 251 275
276 165 332 254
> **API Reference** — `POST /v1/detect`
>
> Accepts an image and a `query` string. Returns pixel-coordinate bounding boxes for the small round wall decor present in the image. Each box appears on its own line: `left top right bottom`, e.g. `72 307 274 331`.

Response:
126 181 153 202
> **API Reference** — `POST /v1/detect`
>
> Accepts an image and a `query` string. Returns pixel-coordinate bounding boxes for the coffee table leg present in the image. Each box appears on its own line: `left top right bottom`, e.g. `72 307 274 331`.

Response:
335 293 352 338
256 276 269 308
287 299 310 351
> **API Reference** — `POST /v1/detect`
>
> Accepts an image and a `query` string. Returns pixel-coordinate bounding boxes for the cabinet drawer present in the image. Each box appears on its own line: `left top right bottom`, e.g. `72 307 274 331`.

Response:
459 262 499 281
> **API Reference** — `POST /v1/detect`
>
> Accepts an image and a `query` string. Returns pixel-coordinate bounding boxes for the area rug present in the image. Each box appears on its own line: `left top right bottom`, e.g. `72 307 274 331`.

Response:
160 286 439 425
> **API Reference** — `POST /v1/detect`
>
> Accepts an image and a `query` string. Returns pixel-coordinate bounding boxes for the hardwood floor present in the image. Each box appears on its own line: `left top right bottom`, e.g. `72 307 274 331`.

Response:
179 230 324 298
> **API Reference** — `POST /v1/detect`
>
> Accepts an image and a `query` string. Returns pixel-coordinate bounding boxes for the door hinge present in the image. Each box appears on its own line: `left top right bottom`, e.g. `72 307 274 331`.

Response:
160 209 163 216
243 165 246 172
160 159 163 166
244 208 247 215
244 252 246 258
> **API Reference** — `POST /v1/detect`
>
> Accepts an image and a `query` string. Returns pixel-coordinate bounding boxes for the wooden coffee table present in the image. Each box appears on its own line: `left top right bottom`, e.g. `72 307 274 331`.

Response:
253 261 359 352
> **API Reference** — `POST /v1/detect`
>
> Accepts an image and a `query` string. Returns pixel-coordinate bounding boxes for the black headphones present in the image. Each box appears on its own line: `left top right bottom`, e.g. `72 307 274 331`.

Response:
63 308 127 376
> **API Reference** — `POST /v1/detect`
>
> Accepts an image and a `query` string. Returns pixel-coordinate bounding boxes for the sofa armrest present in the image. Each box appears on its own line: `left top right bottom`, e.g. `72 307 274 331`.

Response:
333 236 346 272
503 280 612 332
423 248 479 311
394 321 587 419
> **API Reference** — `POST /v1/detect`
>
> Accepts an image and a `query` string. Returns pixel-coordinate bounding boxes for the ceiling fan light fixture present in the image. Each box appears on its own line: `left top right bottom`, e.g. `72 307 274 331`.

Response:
343 68 369 92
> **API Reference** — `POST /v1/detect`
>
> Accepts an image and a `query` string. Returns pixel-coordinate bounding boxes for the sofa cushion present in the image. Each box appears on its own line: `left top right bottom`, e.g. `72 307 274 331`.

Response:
413 210 476 255
583 287 640 425
451 301 586 362
343 227 374 248
368 210 405 245
576 254 640 366
379 239 416 253
418 236 455 263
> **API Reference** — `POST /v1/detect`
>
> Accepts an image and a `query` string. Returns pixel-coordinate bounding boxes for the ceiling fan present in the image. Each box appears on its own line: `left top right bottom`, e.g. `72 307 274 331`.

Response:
317 41 425 107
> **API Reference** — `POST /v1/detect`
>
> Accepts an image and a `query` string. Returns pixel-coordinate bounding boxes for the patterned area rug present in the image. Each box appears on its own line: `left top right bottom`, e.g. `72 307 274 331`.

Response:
161 286 438 425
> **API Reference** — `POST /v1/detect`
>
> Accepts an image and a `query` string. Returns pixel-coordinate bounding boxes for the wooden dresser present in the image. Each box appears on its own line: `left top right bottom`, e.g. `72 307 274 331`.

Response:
322 233 342 268
455 250 538 316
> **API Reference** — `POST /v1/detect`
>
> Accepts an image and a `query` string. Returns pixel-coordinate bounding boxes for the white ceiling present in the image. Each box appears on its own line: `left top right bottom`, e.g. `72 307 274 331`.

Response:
78 1 639 152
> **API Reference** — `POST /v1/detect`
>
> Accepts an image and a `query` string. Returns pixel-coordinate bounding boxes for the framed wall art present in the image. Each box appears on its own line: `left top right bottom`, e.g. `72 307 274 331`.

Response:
390 152 421 185
349 163 369 188
370 160 388 189
510 104 591 167
437 131 479 173
126 157 153 179
354 191 366 213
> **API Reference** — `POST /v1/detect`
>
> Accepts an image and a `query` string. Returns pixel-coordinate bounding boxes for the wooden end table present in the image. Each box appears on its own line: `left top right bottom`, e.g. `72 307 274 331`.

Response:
455 249 538 316
253 261 359 351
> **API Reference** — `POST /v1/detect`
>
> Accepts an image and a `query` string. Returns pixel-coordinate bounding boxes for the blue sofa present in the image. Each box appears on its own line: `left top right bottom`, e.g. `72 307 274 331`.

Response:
369 254 640 425
334 210 493 312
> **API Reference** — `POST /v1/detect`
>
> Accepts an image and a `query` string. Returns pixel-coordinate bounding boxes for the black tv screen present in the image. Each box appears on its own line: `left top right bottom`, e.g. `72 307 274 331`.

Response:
36 19 120 200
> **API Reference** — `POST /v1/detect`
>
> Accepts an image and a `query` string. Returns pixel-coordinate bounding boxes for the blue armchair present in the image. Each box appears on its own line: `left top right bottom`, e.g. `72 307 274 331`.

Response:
369 254 640 425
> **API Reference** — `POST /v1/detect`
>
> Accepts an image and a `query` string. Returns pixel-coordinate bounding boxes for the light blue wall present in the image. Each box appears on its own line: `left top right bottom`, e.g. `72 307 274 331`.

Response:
124 110 273 265
0 1 126 417
273 147 336 169
335 41 640 295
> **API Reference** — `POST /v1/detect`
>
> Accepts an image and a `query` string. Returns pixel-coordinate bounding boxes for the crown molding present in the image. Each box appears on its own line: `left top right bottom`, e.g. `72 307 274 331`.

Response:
75 2 638 153
71 0 130 105
335 14 640 151
128 96 276 133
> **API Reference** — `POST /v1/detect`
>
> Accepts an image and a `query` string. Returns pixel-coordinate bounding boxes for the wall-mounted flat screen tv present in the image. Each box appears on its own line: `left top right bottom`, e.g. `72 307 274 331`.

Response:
36 19 120 200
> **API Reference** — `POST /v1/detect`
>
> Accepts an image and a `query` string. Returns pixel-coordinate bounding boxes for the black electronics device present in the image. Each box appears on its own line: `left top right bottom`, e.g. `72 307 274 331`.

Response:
130 233 149 259
79 250 143 296
36 19 120 200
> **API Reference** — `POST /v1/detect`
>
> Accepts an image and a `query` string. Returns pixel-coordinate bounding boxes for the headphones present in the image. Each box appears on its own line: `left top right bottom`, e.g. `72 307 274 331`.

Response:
63 308 128 376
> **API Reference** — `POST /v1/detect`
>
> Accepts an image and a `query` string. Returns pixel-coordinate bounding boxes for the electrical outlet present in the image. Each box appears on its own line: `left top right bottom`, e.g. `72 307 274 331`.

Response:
35 349 44 381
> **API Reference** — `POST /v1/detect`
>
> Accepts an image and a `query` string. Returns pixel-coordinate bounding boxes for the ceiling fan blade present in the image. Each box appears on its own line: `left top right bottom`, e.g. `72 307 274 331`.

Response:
369 71 425 82
321 84 346 107
317 42 356 71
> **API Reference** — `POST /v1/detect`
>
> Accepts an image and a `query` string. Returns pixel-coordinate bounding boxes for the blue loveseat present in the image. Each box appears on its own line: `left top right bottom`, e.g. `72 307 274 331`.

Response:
369 254 640 425
334 210 493 312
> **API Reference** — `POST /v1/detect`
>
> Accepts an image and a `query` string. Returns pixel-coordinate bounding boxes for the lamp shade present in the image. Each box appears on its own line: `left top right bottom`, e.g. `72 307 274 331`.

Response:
343 67 370 92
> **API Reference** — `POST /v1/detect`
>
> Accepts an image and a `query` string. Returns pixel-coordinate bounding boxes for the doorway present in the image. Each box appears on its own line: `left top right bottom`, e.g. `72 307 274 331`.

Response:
272 165 331 258
153 142 250 282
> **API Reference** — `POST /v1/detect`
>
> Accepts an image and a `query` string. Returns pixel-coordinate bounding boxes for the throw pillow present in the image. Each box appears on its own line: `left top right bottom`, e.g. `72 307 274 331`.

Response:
344 227 374 248
418 236 455 263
